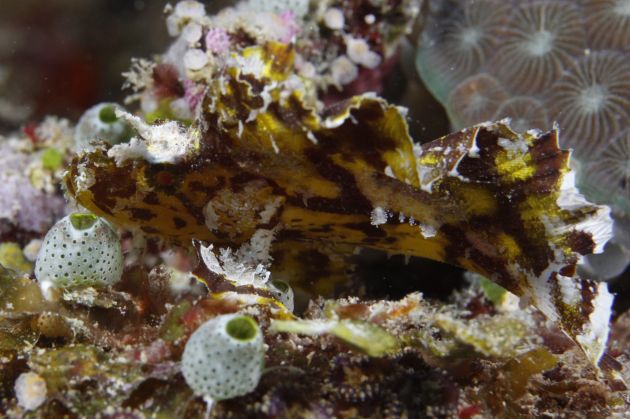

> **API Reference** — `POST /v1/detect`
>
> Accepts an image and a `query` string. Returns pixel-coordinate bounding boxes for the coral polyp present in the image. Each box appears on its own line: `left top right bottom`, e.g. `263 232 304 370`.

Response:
416 0 508 101
490 2 585 94
583 0 630 50
583 128 630 216
493 96 549 133
446 73 507 128
549 51 630 159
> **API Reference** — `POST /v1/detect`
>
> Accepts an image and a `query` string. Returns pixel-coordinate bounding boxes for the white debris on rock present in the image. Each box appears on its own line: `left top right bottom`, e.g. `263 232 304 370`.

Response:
15 372 47 411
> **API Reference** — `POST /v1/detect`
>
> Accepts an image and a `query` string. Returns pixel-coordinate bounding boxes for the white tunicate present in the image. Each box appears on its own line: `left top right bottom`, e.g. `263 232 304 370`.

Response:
269 280 295 312
35 213 123 291
181 314 265 401
74 103 133 152
14 372 47 411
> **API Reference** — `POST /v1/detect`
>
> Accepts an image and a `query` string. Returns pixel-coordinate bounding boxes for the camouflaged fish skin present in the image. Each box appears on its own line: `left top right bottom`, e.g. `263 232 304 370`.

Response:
65 41 614 372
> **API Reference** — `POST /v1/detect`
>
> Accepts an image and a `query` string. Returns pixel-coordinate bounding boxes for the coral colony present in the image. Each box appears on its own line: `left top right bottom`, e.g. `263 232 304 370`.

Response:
0 0 629 417
416 0 630 279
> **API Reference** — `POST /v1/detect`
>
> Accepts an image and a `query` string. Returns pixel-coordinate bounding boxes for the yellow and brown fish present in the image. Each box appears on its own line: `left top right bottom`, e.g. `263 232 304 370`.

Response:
65 43 614 373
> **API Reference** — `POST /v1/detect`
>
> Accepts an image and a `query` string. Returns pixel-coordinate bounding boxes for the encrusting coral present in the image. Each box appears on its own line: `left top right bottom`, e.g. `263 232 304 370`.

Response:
1 0 629 417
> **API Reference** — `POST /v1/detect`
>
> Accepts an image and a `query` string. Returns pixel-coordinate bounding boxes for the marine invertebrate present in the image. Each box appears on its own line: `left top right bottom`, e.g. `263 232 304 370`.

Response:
416 0 630 280
583 0 630 51
35 213 123 292
74 103 133 152
492 96 549 133
330 55 359 87
345 36 382 70
446 73 508 128
181 314 265 403
323 7 345 30
548 51 630 158
1 264 624 417
581 128 630 215
205 28 231 54
166 0 207 37
416 1 630 169
269 280 295 312
490 1 586 94
416 0 509 102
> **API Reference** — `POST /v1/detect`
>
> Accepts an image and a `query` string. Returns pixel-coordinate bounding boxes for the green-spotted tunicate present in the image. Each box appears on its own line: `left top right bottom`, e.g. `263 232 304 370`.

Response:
269 280 294 312
74 103 133 152
181 314 265 402
35 213 123 290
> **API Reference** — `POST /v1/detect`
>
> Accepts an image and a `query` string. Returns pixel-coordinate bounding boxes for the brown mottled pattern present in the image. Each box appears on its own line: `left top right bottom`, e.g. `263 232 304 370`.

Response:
65 50 611 367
